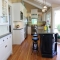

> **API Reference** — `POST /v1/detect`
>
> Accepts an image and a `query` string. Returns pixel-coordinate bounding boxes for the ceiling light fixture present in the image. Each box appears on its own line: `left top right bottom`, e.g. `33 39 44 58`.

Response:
42 0 47 12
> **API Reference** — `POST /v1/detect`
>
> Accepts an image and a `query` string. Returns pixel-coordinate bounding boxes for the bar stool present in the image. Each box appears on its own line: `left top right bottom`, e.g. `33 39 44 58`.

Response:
33 34 38 37
31 37 39 55
32 37 39 50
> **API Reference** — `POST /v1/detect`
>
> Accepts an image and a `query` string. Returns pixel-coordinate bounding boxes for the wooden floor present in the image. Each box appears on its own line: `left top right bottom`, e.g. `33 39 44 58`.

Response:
8 35 60 60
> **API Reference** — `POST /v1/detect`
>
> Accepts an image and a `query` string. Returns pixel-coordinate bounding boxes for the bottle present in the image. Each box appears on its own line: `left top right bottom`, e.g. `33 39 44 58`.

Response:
44 25 47 31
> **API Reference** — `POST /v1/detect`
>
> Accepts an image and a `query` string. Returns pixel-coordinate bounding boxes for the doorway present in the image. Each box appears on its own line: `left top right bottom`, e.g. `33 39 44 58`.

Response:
54 9 60 43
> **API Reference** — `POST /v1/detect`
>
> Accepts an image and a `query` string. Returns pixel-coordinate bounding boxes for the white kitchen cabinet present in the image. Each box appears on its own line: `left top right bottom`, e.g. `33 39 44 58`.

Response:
0 0 8 24
31 9 38 18
28 27 31 34
0 34 12 60
20 3 24 12
13 3 24 21
23 7 27 17
13 28 24 45
13 3 20 21
42 13 46 21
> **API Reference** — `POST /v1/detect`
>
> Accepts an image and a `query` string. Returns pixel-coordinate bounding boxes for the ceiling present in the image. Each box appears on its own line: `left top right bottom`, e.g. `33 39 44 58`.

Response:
46 0 60 4
9 0 60 13
23 0 51 12
24 2 42 12
8 0 22 3
9 0 60 5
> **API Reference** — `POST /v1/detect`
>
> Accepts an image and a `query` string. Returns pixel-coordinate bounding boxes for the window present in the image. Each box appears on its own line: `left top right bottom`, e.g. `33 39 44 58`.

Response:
31 18 37 24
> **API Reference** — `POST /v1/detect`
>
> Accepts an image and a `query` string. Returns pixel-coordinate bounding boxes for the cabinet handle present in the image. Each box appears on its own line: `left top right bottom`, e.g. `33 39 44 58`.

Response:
3 40 4 41
5 45 7 48
7 38 8 39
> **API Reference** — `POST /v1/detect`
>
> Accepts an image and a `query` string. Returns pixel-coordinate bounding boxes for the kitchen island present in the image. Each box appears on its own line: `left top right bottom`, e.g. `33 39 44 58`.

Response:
39 31 57 58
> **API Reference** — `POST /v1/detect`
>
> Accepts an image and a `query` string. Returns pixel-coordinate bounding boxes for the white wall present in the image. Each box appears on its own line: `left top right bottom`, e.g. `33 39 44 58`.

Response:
13 21 24 29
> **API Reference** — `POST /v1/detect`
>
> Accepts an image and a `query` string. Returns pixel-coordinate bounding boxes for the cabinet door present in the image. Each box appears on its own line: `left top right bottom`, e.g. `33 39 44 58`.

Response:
23 8 27 17
13 30 22 44
40 34 52 54
0 37 7 60
0 34 12 60
13 29 24 44
0 44 6 60
20 3 23 12
20 29 24 42
28 27 31 34
5 34 12 59
4 34 12 60
7 34 12 51
13 3 20 21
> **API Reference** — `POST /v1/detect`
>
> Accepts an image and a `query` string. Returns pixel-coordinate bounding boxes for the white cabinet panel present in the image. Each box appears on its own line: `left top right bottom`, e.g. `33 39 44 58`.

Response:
13 3 20 21
28 27 31 34
7 34 12 51
13 29 24 45
13 3 24 21
0 44 5 60
0 34 12 60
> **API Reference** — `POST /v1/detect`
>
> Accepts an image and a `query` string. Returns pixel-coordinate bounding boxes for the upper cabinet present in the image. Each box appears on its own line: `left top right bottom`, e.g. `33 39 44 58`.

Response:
23 7 27 17
13 3 20 21
0 0 8 25
42 13 46 21
31 9 38 18
13 3 24 21
13 3 27 21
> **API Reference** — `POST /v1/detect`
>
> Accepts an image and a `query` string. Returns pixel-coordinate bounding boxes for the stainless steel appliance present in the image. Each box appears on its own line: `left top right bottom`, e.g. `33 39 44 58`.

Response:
24 24 28 39
31 25 38 34
24 17 28 39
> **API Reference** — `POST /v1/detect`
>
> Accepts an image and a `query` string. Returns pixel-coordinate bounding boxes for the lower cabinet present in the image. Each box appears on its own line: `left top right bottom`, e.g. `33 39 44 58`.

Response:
40 34 57 58
28 27 31 35
0 34 12 60
13 29 24 45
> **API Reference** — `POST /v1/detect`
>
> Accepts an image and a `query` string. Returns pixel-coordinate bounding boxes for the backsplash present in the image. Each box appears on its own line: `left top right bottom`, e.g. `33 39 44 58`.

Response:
0 26 9 36
13 21 24 29
27 21 46 26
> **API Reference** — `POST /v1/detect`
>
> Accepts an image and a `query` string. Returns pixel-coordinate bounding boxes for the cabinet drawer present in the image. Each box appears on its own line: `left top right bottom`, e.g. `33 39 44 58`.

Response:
0 34 12 60
0 41 7 60
0 37 6 45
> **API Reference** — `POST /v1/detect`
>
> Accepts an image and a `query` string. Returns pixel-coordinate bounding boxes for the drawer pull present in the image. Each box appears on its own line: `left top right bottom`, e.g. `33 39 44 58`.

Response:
7 38 8 39
5 45 7 48
3 40 4 41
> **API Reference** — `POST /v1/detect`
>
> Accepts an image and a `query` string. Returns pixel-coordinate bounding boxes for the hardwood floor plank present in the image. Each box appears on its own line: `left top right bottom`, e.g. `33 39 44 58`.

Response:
8 35 60 60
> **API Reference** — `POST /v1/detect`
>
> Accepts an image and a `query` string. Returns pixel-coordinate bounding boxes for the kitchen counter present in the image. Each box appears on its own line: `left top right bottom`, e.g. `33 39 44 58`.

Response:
39 30 57 34
13 28 24 44
13 28 23 30
0 33 11 38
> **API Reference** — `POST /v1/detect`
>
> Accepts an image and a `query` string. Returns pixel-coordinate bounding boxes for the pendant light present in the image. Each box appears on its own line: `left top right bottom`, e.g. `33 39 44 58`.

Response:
43 0 47 10
42 0 47 12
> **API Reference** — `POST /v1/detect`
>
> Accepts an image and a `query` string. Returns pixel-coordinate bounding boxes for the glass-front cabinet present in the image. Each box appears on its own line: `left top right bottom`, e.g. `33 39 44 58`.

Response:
0 0 9 36
0 0 8 25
